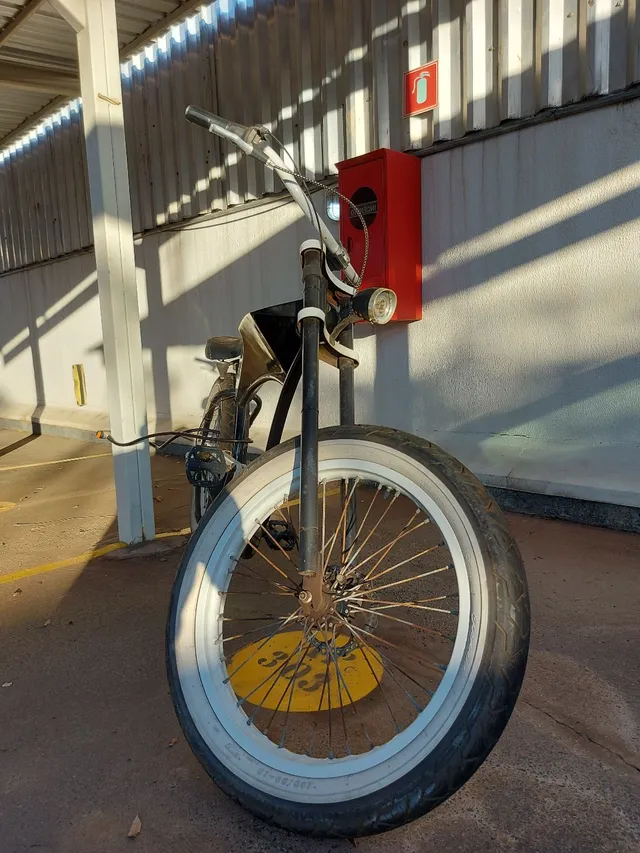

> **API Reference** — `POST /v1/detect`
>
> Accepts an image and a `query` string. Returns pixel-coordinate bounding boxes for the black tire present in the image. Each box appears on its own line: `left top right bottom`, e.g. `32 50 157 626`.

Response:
169 426 530 837
189 372 237 532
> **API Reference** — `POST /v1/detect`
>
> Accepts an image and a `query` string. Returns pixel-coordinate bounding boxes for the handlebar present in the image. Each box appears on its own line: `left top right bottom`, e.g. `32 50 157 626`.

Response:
185 104 360 293
185 106 271 165
185 105 245 135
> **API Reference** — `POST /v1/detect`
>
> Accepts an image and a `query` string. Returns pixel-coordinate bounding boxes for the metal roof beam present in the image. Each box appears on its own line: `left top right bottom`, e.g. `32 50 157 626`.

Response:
0 0 46 48
0 46 78 73
0 95 66 145
0 0 207 147
122 0 205 59
0 59 79 96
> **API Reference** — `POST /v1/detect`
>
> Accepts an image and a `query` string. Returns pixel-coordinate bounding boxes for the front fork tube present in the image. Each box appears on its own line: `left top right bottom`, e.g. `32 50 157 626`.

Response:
338 325 357 553
298 248 326 608
298 248 359 611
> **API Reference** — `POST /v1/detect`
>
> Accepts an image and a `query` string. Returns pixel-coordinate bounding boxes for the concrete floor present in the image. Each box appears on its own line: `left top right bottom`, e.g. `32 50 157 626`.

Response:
0 430 638 852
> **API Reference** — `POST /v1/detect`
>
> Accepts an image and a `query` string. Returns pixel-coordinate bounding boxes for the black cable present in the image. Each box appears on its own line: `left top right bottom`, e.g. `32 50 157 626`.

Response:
98 428 250 448
263 128 326 261
261 146 370 289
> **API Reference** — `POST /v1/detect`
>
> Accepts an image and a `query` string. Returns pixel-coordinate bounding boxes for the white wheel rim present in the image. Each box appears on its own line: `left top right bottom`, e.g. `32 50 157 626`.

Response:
173 439 488 804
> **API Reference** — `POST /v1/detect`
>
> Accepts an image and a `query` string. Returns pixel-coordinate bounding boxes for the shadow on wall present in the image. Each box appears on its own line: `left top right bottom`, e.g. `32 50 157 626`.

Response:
3 110 640 449
355 350 640 439
85 206 314 430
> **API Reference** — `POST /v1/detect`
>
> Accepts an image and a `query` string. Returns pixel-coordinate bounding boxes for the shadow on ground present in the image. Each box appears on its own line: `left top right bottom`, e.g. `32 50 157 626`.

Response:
1 500 638 852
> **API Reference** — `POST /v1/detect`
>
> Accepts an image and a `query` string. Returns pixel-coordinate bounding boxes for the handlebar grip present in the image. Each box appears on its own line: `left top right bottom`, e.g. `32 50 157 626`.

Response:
185 105 250 141
185 105 217 130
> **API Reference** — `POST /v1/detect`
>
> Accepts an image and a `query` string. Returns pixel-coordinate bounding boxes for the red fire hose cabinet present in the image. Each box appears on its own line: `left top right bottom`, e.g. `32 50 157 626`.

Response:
337 148 422 322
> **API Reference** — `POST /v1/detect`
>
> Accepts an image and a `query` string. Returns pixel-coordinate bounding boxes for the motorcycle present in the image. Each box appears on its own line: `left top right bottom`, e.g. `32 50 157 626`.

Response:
109 105 530 838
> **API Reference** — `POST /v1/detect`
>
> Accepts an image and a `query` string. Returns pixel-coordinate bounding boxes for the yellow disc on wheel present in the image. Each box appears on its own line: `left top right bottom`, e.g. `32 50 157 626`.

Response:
228 630 383 713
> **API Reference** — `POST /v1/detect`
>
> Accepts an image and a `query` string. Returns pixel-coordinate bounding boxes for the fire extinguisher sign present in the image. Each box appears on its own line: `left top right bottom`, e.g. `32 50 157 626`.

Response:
404 60 438 117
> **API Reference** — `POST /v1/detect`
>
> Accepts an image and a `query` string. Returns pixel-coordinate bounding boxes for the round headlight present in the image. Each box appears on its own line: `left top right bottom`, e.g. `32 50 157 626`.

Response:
352 288 397 324
368 288 397 324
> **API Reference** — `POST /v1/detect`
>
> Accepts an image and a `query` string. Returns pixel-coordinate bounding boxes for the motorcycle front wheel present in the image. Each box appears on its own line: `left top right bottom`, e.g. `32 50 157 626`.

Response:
167 425 529 837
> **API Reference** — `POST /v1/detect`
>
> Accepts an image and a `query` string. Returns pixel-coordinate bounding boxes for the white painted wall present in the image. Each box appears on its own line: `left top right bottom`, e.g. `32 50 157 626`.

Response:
2 99 640 506
0 196 322 436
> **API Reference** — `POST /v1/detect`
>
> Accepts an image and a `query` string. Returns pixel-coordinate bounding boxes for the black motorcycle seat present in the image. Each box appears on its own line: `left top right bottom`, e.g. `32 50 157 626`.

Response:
205 335 242 361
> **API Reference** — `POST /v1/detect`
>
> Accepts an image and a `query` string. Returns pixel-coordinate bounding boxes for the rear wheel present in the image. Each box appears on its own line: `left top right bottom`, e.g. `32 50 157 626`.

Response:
168 426 529 837
189 372 237 532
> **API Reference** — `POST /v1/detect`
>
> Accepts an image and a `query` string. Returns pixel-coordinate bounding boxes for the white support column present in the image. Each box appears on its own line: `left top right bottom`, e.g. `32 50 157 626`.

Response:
51 0 155 544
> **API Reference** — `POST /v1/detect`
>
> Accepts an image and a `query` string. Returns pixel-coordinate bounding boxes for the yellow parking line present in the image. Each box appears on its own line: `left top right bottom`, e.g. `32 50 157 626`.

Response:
0 543 126 585
0 453 111 473
156 528 190 539
0 501 16 513
0 529 191 586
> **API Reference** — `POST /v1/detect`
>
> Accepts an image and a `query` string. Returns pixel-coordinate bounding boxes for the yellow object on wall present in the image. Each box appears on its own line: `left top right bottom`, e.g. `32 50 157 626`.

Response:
72 363 87 407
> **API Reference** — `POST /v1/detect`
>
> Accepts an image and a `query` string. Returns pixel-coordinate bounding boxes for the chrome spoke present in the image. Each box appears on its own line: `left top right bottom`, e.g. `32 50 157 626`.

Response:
375 593 459 604
351 596 458 615
354 635 402 730
322 477 360 571
340 480 351 559
223 591 295 597
365 542 443 583
219 472 462 761
231 564 296 592
256 518 299 568
278 637 316 747
251 629 311 730
345 518 430 577
306 646 331 757
348 603 453 641
240 629 309 710
326 638 334 758
274 505 300 550
344 484 382 565
219 620 286 645
223 608 301 683
329 627 350 755
222 614 291 622
335 614 430 712
339 619 446 675
342 489 400 572
342 564 451 599
361 507 421 580
233 547 297 586
329 625 374 750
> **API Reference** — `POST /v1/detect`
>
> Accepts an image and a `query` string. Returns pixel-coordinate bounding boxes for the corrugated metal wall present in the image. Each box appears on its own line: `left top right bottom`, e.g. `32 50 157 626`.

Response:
1 0 639 273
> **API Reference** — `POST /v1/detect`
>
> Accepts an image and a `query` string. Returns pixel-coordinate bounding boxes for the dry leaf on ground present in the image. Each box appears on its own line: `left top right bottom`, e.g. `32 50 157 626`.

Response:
127 814 142 839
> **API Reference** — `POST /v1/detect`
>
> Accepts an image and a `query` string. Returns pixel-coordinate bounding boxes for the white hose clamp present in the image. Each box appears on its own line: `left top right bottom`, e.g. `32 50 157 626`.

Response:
297 307 326 323
299 239 323 255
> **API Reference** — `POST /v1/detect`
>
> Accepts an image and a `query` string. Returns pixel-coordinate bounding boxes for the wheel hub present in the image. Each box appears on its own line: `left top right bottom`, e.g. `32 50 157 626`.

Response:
298 563 363 620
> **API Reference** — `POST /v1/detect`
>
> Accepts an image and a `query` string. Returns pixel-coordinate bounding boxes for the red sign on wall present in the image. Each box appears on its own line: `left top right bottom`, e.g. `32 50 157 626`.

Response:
404 60 438 117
